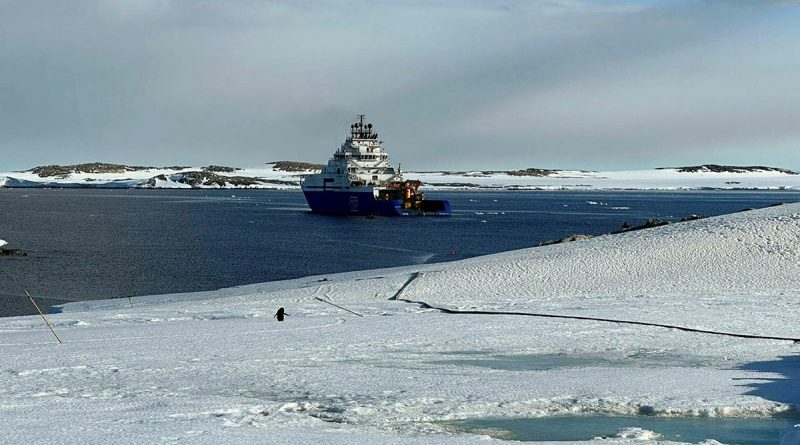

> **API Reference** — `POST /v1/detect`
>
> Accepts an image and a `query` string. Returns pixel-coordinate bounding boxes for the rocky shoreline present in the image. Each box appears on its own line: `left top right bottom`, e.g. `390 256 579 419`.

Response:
538 214 708 246
0 249 26 256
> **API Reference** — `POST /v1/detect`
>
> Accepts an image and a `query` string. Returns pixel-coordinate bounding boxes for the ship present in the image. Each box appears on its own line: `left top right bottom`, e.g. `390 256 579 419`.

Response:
301 115 451 216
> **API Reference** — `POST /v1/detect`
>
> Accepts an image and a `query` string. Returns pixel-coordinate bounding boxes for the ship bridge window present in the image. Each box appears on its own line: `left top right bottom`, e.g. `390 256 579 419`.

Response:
336 168 341 174
324 178 334 183
372 175 378 180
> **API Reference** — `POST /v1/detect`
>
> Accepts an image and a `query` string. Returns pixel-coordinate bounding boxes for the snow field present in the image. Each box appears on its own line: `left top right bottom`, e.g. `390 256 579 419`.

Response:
2 204 800 444
410 168 800 191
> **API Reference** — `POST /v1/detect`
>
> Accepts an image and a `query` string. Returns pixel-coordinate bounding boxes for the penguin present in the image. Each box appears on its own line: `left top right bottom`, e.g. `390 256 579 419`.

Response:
274 307 288 321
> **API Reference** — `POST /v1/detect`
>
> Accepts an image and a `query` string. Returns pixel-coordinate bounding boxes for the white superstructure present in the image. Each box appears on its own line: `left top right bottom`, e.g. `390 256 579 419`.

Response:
303 115 402 190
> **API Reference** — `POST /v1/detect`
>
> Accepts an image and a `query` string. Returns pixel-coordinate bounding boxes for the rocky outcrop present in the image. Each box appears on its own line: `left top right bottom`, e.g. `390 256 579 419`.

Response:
145 174 169 187
419 182 484 188
506 168 559 177
611 215 706 235
165 171 261 188
538 234 593 246
28 163 156 178
144 171 302 188
660 164 798 174
203 165 239 173
1 248 26 256
539 214 709 246
271 161 323 172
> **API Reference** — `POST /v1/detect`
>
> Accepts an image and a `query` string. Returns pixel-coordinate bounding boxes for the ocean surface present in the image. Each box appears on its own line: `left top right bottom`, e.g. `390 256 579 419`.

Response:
1 188 797 317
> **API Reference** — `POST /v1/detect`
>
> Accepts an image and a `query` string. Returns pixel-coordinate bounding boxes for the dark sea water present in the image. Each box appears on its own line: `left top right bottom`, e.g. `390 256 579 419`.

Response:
1 188 797 317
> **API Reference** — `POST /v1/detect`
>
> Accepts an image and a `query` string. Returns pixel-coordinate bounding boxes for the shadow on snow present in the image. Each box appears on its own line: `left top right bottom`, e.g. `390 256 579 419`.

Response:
737 354 800 413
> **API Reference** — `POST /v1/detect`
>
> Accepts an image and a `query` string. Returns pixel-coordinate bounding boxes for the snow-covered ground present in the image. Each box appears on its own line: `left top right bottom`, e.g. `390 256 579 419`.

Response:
1 163 799 190
2 204 800 444
411 168 800 191
0 164 307 190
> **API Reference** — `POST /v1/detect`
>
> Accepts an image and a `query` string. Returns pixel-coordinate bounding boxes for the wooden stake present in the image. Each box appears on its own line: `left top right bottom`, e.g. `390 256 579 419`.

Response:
314 297 364 317
25 290 63 344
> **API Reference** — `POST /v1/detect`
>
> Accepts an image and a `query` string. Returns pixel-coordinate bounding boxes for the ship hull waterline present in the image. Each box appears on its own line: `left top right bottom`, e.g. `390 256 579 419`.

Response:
303 190 451 216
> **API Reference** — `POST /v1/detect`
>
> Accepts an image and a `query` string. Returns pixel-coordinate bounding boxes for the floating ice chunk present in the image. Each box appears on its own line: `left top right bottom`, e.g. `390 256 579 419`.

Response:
0 239 6 248
615 427 661 440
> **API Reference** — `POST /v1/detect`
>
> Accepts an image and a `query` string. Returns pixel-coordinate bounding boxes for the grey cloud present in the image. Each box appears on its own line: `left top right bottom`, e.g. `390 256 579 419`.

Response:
0 1 798 170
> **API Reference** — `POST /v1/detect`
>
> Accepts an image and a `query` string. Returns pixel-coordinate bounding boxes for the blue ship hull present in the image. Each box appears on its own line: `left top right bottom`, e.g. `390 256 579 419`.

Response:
303 190 451 216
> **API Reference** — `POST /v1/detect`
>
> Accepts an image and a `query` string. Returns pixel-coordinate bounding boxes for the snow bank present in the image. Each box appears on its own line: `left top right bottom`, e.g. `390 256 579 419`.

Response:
3 204 800 444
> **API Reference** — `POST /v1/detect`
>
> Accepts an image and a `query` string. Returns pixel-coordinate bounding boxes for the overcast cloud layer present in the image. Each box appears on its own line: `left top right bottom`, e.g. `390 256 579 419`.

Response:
1 0 799 171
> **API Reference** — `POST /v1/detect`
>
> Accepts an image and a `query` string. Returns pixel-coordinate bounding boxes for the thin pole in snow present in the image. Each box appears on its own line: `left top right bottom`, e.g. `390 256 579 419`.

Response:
314 297 364 317
25 289 63 344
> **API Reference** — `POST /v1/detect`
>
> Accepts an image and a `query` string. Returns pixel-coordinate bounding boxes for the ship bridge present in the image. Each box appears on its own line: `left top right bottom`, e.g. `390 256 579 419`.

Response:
324 115 400 186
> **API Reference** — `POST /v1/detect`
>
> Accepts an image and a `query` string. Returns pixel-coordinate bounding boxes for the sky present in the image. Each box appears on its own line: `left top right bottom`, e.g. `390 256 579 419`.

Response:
1 0 799 171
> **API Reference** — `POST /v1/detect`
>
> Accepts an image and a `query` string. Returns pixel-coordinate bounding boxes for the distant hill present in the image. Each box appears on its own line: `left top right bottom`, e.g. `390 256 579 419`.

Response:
3 161 800 190
506 168 561 177
658 164 798 175
26 163 194 178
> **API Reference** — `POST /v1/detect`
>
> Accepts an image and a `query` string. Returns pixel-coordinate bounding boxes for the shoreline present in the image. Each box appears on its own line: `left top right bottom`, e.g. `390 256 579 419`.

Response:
2 194 797 319
48 201 794 316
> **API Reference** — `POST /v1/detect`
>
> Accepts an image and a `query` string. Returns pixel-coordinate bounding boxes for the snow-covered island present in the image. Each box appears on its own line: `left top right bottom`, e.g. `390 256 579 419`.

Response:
2 203 800 444
1 162 799 190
